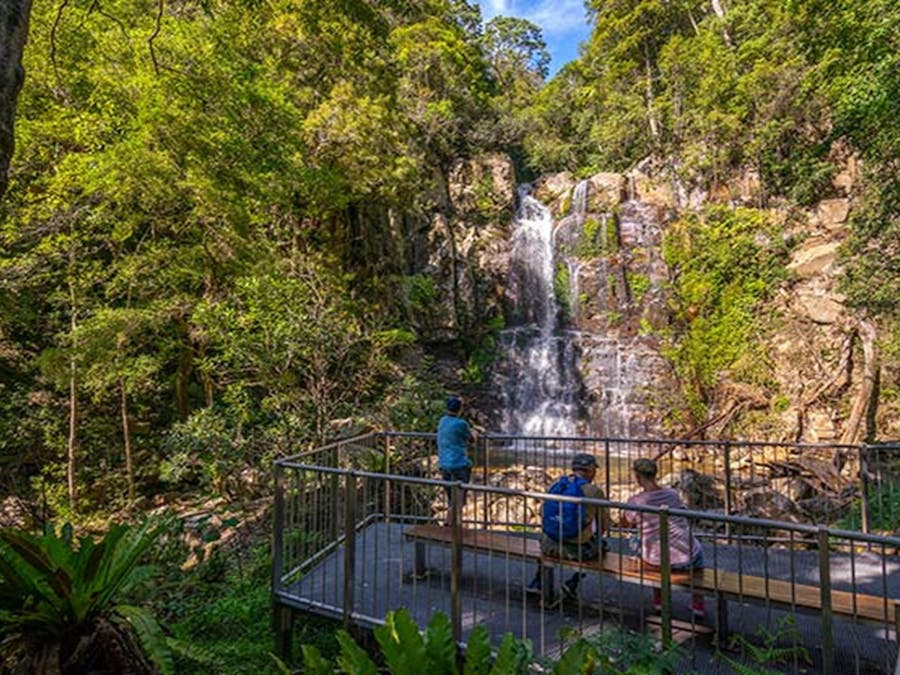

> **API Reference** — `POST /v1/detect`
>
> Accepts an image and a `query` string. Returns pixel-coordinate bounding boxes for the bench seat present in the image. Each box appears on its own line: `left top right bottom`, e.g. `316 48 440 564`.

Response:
404 524 898 643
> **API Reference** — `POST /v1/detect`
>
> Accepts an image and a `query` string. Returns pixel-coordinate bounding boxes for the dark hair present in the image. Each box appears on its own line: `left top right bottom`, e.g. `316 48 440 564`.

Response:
633 458 658 478
446 395 462 413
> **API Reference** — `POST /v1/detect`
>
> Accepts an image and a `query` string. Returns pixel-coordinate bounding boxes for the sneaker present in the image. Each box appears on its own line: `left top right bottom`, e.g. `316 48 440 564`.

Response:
561 575 580 601
689 597 706 620
525 575 543 596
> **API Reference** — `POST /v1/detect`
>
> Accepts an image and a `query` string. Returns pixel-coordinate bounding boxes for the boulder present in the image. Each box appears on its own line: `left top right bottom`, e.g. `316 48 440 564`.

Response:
791 281 846 324
740 489 801 522
769 477 814 502
587 172 627 211
659 469 723 510
787 239 841 279
533 171 575 206
814 199 851 231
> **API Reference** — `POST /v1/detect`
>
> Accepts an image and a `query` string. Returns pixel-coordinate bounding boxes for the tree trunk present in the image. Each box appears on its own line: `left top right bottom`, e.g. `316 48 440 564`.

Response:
643 48 659 141
120 378 135 503
710 0 733 46
174 319 193 418
67 279 78 511
841 319 880 444
0 0 33 198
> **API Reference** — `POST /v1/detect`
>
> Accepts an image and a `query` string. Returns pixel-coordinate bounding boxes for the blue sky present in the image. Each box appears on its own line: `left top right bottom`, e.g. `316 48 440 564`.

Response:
472 0 593 75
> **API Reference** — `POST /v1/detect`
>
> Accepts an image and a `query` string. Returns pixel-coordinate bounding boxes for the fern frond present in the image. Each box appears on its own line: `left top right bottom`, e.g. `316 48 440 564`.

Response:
115 604 174 675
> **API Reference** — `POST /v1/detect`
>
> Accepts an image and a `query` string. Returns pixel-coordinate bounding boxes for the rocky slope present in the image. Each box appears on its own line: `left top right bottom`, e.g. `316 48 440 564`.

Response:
416 151 895 444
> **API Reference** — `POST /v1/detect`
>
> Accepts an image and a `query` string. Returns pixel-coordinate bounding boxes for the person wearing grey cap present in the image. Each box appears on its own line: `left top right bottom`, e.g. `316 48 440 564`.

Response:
527 452 609 600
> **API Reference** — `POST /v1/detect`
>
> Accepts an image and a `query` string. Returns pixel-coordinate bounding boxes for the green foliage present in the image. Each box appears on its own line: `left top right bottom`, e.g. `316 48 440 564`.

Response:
168 544 322 675
543 626 682 674
839 480 900 533
461 314 504 385
0 519 200 674
301 610 681 675
626 273 652 305
554 263 572 321
303 609 535 674
662 207 788 422
0 0 507 516
717 615 811 674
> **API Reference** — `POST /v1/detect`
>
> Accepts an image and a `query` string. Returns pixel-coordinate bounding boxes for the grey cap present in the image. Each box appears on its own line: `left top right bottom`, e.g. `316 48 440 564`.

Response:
571 453 598 470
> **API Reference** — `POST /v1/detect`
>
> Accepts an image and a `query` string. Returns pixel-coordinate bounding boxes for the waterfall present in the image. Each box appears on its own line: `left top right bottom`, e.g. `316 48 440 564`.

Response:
492 180 669 441
496 186 581 437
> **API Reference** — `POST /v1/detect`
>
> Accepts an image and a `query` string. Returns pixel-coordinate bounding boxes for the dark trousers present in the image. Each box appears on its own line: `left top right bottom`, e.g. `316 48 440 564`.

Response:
440 466 471 517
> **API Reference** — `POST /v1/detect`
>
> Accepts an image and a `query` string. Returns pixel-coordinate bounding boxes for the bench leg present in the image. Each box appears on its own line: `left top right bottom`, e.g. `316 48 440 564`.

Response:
415 542 427 577
715 591 728 648
541 565 555 604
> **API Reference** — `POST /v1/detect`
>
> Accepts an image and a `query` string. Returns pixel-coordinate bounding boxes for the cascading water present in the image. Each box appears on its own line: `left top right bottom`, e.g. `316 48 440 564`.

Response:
492 178 671 440
494 186 582 437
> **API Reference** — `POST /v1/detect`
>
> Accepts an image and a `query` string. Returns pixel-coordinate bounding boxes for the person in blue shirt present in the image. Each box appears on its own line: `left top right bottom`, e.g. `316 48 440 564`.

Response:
437 395 474 525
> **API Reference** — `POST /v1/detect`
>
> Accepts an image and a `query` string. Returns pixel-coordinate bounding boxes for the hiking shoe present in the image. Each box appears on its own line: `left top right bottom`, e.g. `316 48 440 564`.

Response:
689 597 706 620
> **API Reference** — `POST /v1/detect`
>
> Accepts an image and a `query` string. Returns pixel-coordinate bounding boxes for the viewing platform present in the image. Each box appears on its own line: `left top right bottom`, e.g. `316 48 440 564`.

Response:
272 432 900 674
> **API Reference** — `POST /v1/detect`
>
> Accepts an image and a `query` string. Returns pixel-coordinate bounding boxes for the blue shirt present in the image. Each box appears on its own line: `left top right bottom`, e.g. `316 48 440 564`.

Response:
437 414 472 470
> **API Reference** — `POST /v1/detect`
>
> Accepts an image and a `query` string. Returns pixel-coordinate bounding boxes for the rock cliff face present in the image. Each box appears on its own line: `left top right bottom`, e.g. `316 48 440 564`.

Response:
419 151 894 442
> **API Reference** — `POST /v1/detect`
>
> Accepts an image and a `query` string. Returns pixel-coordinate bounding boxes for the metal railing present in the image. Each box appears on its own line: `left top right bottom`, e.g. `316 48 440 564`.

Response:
277 431 900 536
273 433 900 672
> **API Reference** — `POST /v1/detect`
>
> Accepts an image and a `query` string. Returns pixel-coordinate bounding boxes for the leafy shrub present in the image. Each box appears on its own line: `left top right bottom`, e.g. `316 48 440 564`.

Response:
662 206 789 423
301 609 682 674
716 615 811 674
0 520 210 674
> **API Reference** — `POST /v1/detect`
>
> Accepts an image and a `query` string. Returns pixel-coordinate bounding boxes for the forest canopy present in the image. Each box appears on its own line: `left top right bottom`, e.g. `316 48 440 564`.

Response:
0 0 897 519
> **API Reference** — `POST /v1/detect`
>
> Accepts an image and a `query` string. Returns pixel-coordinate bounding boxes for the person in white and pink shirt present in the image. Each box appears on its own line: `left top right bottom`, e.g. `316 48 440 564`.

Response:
622 458 706 619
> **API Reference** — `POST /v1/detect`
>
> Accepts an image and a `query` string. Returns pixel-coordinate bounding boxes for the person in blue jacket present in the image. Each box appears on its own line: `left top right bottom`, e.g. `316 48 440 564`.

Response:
437 395 474 524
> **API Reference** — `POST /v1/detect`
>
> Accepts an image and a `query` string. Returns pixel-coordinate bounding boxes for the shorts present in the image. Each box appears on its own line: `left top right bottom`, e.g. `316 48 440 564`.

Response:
540 534 608 561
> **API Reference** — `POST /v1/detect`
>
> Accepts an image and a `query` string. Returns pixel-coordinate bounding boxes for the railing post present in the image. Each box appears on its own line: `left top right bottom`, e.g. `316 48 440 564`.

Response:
272 462 289 658
450 482 463 644
723 442 733 544
330 446 340 542
383 435 392 523
604 439 612 503
818 526 834 675
343 471 357 628
481 434 490 531
272 463 286 594
859 443 872 536
659 505 672 650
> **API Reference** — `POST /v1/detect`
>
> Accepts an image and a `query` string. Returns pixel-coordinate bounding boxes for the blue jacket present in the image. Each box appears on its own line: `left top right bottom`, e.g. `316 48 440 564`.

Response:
437 414 472 470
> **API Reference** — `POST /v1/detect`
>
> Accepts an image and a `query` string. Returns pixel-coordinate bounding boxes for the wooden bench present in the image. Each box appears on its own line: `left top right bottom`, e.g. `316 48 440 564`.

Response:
404 524 899 648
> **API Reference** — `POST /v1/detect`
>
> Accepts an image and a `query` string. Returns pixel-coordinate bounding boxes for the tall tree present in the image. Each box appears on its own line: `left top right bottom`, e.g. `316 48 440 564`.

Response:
0 0 32 198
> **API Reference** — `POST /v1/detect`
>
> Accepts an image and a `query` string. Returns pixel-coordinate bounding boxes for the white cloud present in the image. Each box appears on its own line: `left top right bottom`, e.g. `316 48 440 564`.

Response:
476 0 589 36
